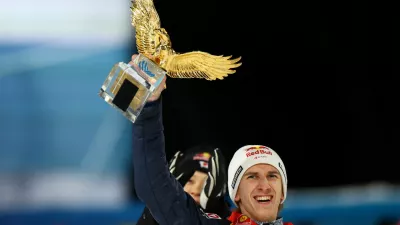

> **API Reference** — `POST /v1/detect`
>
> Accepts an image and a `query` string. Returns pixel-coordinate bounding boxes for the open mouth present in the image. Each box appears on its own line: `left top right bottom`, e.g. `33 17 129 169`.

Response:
254 195 272 204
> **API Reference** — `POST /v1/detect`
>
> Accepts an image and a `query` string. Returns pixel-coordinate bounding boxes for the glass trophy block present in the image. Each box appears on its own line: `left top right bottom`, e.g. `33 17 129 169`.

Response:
99 54 166 123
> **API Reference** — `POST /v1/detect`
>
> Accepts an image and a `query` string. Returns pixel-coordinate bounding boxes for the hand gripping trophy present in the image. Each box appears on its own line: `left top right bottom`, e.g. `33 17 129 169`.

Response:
99 0 242 123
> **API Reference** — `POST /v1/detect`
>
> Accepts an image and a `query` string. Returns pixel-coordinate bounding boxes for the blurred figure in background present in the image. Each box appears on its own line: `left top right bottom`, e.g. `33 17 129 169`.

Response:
136 145 231 225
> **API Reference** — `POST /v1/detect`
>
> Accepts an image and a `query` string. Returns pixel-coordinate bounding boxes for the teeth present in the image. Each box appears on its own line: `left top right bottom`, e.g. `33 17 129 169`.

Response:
255 196 271 201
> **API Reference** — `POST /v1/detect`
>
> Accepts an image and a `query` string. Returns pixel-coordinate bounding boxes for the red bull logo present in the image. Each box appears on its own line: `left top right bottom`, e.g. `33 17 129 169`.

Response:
193 152 211 161
245 146 272 157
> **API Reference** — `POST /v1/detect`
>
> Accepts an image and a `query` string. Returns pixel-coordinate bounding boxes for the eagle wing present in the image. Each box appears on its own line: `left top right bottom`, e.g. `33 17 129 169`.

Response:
164 51 242 80
130 0 161 57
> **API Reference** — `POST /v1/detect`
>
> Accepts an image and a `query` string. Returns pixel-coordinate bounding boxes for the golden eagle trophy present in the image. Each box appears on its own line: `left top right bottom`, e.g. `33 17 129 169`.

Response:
99 0 241 123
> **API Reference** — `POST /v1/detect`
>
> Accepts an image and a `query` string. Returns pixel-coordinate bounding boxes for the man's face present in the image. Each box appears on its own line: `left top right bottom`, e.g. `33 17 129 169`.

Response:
183 171 208 204
234 164 284 222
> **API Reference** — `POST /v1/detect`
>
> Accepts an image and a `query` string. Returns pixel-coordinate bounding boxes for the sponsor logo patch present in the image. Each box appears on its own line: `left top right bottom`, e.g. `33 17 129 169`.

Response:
231 166 243 189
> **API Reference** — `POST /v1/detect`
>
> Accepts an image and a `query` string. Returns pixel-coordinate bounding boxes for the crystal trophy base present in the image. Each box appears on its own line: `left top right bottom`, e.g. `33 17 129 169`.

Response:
99 54 166 123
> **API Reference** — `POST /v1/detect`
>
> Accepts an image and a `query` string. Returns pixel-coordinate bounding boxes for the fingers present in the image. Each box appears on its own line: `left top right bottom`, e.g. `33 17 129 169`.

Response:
160 76 167 90
151 76 166 96
128 53 167 102
129 54 139 64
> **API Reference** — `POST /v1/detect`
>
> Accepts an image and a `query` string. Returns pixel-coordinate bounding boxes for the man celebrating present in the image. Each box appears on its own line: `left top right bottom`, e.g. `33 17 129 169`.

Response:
131 54 293 225
227 145 289 224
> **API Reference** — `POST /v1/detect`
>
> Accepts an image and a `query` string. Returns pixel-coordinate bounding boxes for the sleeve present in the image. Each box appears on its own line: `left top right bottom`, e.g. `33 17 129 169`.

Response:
132 98 230 225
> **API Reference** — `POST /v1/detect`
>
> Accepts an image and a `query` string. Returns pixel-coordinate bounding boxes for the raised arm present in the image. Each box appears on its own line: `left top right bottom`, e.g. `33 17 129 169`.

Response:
131 65 228 225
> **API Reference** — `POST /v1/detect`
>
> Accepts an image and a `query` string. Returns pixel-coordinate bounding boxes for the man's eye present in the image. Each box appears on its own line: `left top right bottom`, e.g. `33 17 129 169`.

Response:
247 175 256 179
268 175 278 178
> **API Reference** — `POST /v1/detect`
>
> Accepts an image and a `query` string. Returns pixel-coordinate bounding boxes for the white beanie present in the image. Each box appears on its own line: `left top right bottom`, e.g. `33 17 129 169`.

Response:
228 145 288 207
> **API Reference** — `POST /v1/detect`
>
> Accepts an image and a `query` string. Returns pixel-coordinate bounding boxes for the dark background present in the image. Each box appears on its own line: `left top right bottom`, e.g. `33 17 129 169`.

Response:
131 0 399 190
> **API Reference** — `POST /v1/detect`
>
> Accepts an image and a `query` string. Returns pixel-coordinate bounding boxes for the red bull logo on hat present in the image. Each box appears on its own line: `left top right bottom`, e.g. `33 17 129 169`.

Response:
193 152 211 161
193 152 211 169
245 145 272 157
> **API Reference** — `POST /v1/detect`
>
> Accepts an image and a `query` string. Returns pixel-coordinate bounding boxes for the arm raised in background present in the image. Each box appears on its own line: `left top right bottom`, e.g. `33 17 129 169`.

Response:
131 54 229 225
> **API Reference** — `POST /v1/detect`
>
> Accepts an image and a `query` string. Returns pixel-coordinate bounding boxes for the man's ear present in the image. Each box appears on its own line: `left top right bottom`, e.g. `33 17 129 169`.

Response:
234 192 240 202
